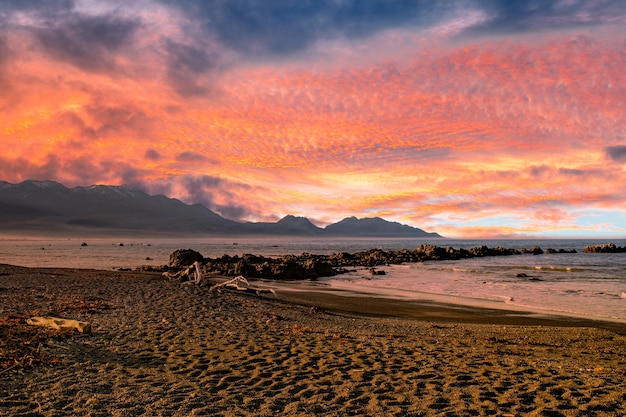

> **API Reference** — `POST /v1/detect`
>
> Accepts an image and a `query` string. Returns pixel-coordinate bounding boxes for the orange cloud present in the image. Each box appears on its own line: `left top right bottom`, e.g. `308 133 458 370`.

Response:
0 6 624 235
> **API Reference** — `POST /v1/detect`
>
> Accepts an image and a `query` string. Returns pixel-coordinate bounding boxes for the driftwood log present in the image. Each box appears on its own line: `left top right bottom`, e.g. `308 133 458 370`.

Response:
26 316 92 334
209 276 275 296
164 261 276 296
163 261 203 284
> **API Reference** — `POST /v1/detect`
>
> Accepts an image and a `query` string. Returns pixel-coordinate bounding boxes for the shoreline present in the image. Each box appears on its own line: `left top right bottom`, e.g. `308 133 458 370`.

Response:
3 263 625 331
3 265 626 416
261 280 626 330
248 278 626 334
4 239 624 321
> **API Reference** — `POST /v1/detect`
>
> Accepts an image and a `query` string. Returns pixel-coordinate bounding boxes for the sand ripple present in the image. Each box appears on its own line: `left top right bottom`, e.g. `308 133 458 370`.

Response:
1 266 625 416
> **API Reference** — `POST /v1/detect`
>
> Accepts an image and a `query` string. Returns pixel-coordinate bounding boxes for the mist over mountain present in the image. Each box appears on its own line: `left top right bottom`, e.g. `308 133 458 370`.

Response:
0 180 441 238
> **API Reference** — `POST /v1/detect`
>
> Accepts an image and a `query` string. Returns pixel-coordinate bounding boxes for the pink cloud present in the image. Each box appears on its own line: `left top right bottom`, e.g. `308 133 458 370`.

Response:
0 3 624 236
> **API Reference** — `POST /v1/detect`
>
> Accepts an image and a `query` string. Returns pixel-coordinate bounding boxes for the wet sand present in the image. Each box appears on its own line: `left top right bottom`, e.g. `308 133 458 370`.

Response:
1 264 625 416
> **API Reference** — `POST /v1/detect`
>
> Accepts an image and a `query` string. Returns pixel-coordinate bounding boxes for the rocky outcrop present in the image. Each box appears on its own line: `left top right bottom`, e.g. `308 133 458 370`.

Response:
163 243 582 280
200 253 336 280
545 248 577 254
520 246 544 255
584 243 626 253
168 249 204 267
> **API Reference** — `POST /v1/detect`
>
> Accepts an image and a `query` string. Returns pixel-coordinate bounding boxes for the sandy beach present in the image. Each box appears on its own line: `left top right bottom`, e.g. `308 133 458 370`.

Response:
1 264 625 416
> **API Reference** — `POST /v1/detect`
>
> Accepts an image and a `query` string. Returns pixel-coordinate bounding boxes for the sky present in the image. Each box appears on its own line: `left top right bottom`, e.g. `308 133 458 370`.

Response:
1 0 625 238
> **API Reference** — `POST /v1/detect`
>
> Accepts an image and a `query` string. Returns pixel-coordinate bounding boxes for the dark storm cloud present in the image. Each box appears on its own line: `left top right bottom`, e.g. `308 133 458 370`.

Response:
0 36 9 89
0 0 75 20
83 104 151 137
530 166 605 180
176 151 220 164
468 0 626 34
214 203 253 221
3 0 623 80
33 13 141 72
180 174 223 196
605 145 626 162
175 174 255 220
145 149 162 161
176 152 206 162
166 40 217 74
0 35 9 63
558 168 586 177
120 167 144 185
0 153 140 187
158 0 626 58
164 40 220 96
179 174 224 210
0 154 59 181
529 165 550 178
159 0 460 56
1 1 140 72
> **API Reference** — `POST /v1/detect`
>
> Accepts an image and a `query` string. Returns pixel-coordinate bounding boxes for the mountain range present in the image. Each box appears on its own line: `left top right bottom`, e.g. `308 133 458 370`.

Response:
0 180 442 238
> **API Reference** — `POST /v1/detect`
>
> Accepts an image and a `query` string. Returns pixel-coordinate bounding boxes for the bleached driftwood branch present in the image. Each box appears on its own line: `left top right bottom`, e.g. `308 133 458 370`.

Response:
209 276 275 296
163 261 203 284
187 261 202 285
164 264 275 296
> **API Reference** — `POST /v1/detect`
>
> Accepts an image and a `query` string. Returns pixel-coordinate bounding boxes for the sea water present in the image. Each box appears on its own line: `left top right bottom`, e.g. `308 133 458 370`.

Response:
1 237 625 322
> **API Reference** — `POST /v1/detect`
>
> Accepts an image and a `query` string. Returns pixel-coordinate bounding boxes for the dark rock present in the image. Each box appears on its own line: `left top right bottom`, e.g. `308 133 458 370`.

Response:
584 243 626 253
169 248 204 267
469 245 520 257
415 244 454 260
302 257 335 277
233 259 258 277
521 247 544 255
546 248 577 254
271 259 310 280
169 243 583 281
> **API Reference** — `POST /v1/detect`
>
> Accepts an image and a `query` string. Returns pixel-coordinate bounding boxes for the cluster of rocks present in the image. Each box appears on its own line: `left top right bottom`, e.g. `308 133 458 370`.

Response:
166 249 335 280
584 243 626 253
166 243 580 281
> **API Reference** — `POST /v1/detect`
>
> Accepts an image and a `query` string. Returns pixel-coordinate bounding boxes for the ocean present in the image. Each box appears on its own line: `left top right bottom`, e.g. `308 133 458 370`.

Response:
1 237 625 323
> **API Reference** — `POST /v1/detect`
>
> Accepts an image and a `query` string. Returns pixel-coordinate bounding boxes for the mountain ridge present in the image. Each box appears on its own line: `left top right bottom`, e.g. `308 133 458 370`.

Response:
0 180 442 238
